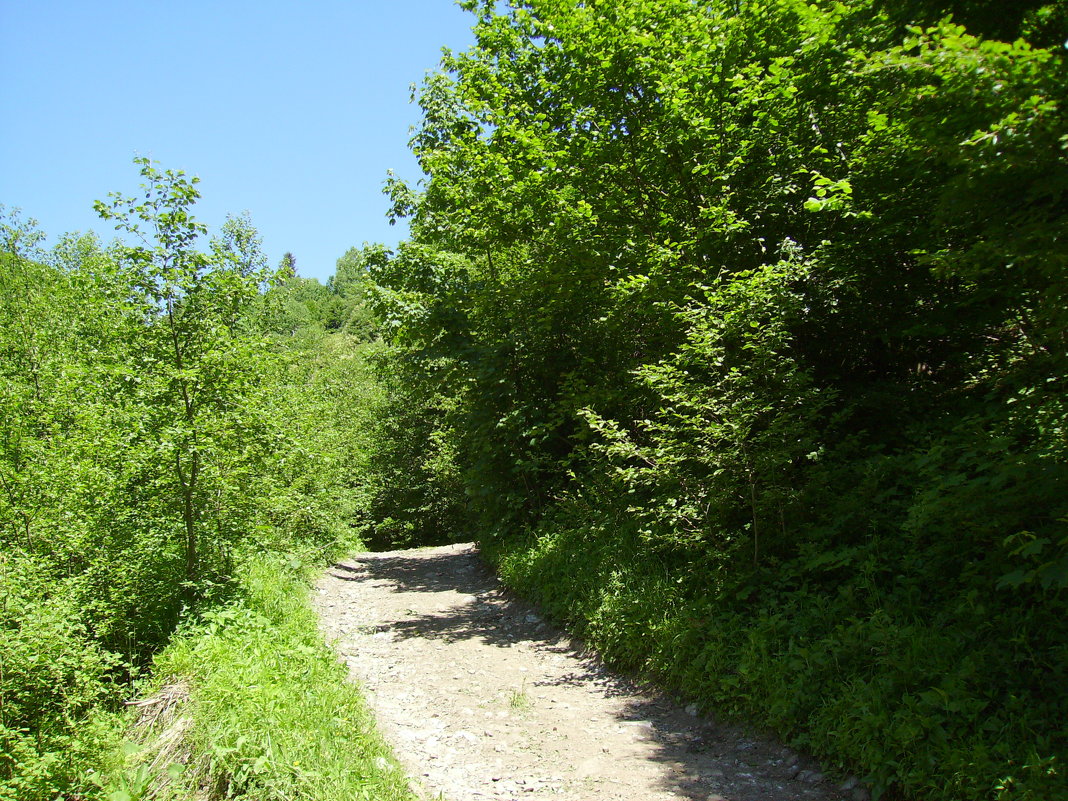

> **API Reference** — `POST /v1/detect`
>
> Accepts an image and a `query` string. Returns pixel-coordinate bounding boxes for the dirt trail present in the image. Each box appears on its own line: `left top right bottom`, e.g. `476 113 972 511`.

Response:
313 543 859 801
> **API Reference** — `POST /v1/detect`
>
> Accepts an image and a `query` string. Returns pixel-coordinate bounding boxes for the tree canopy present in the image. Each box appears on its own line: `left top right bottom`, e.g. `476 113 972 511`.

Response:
362 2 1068 798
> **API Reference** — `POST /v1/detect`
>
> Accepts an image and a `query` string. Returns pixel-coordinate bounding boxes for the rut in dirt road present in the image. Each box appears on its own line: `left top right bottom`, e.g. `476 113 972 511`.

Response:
313 543 864 801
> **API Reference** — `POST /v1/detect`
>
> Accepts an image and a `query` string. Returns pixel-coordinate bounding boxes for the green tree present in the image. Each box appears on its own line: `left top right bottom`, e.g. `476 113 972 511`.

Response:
95 158 275 596
280 250 297 277
1 169 380 800
325 244 387 336
369 2 1068 797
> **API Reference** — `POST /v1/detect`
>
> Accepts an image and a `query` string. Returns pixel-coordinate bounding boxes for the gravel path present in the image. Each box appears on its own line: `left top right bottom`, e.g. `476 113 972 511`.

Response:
313 543 862 801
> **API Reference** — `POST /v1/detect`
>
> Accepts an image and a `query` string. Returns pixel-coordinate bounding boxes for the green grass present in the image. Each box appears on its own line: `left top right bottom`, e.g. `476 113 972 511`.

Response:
122 551 414 801
507 681 530 712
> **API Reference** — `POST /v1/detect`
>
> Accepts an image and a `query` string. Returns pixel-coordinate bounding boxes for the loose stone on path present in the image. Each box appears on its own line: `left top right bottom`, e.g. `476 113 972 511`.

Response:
313 543 858 801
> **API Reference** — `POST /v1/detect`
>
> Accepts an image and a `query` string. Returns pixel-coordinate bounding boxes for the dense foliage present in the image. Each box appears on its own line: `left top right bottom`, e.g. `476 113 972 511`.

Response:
363 1 1068 798
0 164 381 799
4 2 1067 798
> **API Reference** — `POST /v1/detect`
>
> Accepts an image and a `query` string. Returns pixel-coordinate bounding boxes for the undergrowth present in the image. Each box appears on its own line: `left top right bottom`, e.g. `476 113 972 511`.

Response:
482 511 1067 801
114 550 413 801
0 554 128 801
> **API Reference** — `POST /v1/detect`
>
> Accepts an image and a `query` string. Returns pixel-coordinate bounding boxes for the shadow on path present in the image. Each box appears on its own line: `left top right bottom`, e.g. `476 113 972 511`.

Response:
324 544 845 801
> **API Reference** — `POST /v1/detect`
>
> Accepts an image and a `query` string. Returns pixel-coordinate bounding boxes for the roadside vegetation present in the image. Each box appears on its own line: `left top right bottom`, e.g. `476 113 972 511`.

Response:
356 1 1068 799
123 553 411 801
0 163 404 800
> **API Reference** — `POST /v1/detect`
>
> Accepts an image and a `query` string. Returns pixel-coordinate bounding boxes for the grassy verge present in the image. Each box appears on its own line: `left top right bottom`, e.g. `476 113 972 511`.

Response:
111 551 413 801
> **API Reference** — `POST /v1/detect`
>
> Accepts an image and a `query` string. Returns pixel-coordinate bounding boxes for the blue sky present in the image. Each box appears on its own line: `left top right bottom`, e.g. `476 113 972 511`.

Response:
0 1 478 283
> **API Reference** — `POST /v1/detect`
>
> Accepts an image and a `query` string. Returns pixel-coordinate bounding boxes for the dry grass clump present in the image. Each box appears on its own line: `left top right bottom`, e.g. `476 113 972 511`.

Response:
123 680 203 799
